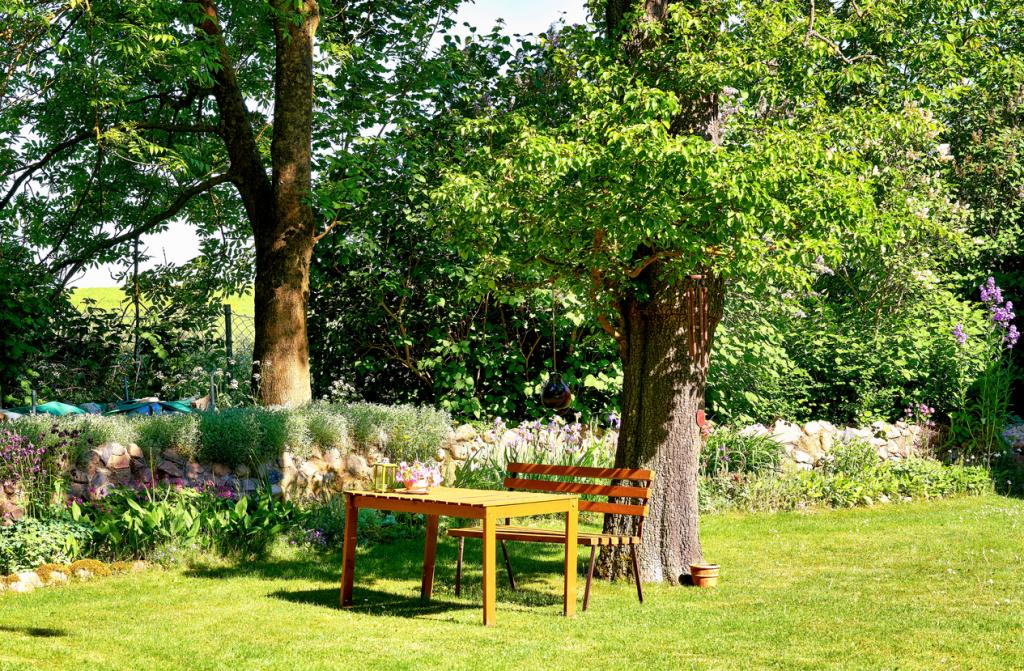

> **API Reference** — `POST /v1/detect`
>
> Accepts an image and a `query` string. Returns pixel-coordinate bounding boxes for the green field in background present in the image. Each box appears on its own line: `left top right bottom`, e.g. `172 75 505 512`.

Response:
72 287 255 318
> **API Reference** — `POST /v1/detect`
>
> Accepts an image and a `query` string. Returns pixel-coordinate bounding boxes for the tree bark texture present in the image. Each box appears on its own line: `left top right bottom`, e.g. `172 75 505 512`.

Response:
595 0 725 584
599 275 724 584
199 0 319 406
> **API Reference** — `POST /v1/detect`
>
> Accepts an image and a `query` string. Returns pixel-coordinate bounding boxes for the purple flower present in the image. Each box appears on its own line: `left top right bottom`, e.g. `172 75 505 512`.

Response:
607 413 621 430
952 323 967 345
1005 325 1019 348
980 277 1003 305
992 302 1015 326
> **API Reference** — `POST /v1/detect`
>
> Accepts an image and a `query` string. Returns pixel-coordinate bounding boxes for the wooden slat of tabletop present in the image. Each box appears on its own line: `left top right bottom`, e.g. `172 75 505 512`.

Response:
351 486 575 509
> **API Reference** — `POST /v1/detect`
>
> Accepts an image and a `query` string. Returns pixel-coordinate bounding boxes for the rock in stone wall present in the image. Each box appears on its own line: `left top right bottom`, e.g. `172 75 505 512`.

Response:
746 419 930 471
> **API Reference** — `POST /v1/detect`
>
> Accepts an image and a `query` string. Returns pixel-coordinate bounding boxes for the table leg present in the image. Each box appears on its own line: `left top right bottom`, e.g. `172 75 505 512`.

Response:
482 511 497 626
563 500 578 617
421 514 439 600
340 493 358 608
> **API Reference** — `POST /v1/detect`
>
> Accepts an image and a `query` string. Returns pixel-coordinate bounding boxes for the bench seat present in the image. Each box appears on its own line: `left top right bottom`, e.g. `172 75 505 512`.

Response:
448 524 640 547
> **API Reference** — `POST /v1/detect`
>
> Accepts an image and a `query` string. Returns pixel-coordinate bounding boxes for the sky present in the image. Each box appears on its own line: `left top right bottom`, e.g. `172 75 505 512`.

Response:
74 0 589 287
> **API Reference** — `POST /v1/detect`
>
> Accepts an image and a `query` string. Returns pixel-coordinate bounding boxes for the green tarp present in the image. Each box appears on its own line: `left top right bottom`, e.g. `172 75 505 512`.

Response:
5 401 86 416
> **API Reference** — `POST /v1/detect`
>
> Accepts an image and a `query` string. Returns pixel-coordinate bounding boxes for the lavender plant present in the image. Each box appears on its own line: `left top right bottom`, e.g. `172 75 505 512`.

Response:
454 416 617 490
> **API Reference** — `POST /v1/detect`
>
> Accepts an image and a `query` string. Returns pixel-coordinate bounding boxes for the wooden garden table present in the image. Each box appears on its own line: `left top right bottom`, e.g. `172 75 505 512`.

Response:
339 486 578 626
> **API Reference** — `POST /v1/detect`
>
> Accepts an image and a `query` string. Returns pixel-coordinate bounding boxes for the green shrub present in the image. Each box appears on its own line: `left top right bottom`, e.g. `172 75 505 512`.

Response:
136 414 200 461
198 409 267 467
0 517 94 573
821 440 878 477
211 492 296 560
304 405 351 455
332 402 450 462
701 429 783 477
73 416 138 456
699 456 991 513
9 403 451 471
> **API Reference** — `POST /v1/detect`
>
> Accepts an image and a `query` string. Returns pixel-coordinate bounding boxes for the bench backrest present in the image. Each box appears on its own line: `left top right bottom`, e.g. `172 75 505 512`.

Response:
504 462 654 525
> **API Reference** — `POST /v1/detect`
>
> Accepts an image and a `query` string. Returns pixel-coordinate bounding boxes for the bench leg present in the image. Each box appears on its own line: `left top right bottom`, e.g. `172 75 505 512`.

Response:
455 537 465 597
500 540 517 590
582 546 596 611
630 544 643 604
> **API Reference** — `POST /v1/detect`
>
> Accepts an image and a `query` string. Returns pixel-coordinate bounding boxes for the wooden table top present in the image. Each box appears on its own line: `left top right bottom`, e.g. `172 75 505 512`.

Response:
349 486 576 509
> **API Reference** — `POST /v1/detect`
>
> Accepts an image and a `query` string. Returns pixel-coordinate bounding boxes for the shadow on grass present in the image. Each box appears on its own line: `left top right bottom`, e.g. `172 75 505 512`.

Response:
0 625 68 638
184 533 585 614
270 586 478 619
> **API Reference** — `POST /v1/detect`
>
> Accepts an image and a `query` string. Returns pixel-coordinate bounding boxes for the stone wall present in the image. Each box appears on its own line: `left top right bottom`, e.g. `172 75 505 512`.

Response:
744 419 933 470
3 417 934 518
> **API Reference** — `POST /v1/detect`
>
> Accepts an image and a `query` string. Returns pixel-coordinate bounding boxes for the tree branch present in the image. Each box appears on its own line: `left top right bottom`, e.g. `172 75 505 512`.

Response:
625 250 682 279
0 131 93 212
51 172 234 272
804 0 879 65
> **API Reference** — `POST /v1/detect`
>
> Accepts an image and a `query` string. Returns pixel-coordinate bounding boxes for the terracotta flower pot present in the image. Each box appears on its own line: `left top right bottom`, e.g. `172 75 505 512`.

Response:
403 478 430 493
690 563 720 588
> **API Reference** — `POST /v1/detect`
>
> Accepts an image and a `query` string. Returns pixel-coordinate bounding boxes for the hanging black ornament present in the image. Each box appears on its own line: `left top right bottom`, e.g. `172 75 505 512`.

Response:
541 372 572 410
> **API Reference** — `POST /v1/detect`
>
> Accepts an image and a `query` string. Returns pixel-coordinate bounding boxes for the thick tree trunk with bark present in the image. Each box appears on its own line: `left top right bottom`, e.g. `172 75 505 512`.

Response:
599 274 724 583
199 0 318 406
595 0 725 583
252 0 319 406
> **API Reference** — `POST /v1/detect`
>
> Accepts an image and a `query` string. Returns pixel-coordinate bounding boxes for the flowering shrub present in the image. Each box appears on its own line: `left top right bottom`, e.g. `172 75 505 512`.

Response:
0 429 45 515
0 423 81 518
1002 424 1024 449
454 416 617 490
949 277 1018 464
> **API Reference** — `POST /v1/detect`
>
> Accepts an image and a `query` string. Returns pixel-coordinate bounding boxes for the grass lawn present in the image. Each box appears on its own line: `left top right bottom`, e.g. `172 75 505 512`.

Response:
1 494 1021 670
71 287 255 318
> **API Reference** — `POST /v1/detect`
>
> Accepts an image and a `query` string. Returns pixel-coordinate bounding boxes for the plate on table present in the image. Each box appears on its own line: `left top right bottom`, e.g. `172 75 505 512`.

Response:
396 487 431 495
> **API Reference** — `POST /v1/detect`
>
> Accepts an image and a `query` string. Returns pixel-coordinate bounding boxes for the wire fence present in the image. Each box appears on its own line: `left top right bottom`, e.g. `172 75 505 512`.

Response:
219 305 256 359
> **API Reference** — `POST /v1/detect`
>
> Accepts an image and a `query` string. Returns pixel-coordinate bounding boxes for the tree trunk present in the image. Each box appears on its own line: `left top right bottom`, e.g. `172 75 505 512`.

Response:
251 0 319 406
595 0 724 584
599 274 724 584
199 0 318 406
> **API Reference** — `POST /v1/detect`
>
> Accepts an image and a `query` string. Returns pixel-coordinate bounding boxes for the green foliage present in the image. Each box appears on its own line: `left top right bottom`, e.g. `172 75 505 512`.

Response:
821 441 879 478
136 414 200 461
329 402 451 463
211 492 295 561
198 409 274 467
302 405 351 457
7 403 452 471
453 417 618 490
70 484 297 562
700 427 783 476
700 450 991 513
709 273 992 426
0 517 94 573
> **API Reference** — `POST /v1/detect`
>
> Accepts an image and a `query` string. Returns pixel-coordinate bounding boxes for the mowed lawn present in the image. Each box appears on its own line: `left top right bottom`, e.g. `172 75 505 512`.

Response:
1 494 1021 671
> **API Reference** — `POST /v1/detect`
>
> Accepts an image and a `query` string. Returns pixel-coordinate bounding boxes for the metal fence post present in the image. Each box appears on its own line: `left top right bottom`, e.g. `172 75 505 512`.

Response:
223 303 233 364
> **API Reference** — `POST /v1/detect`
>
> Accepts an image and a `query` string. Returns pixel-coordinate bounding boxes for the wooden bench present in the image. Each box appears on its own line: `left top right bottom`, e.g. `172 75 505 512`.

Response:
448 462 654 611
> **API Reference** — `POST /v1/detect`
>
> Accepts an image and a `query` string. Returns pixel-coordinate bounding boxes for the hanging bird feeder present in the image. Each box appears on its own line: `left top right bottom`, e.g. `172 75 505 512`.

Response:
542 372 572 410
540 288 573 411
